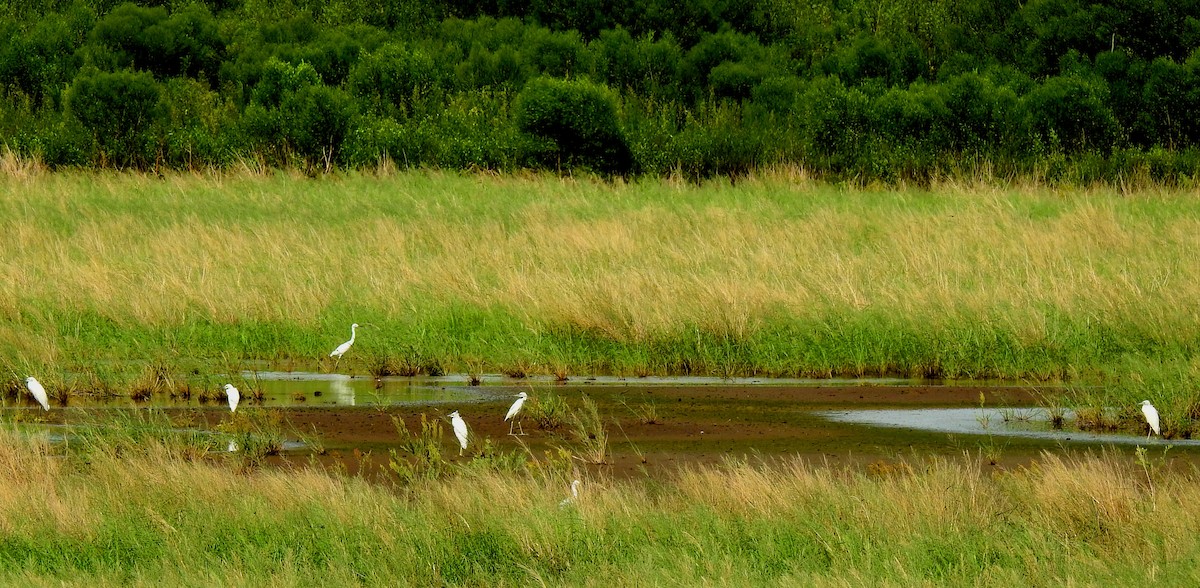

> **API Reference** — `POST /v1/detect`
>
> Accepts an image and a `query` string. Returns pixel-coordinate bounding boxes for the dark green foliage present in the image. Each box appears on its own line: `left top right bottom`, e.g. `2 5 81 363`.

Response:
242 59 355 168
524 27 588 78
592 28 682 99
1023 75 1119 152
682 30 774 100
0 13 86 107
89 3 223 83
160 77 238 167
65 68 163 166
2 0 1200 179
515 76 632 174
348 43 440 116
1139 56 1200 148
939 72 1024 151
797 76 871 165
871 84 949 148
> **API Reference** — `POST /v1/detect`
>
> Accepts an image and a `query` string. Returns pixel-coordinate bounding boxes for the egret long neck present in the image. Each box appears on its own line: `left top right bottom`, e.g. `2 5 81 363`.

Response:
348 324 356 344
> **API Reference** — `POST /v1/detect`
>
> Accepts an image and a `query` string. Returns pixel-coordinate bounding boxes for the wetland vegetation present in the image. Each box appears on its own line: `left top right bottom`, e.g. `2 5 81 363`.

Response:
4 1 1200 581
3 167 1199 433
0 415 1196 586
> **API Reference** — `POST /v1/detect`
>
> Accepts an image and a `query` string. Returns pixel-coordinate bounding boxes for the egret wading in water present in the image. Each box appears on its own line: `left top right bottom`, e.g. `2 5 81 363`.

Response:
1140 400 1161 440
224 384 241 413
329 323 359 369
450 410 469 456
25 377 49 411
559 479 582 508
505 391 528 435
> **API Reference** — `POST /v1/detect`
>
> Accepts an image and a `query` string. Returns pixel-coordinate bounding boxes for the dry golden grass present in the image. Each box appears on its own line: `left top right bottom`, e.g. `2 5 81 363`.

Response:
3 170 1198 334
0 413 1196 586
2 168 1199 387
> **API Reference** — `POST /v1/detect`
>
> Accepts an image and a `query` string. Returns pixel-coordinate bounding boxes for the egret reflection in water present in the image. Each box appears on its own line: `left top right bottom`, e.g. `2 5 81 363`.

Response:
329 376 355 406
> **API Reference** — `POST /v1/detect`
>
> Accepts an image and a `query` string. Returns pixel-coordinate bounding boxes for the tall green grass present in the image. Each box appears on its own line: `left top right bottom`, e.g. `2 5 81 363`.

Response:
0 419 1195 586
2 168 1200 418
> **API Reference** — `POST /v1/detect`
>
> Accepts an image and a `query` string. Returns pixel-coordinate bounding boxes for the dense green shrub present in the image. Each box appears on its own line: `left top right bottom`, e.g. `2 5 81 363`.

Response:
64 68 164 166
524 27 588 78
89 3 223 83
242 59 355 167
796 76 871 167
514 76 632 174
939 72 1023 152
871 84 948 148
454 45 527 91
348 44 441 116
0 14 84 107
749 75 803 114
1139 56 1200 148
669 100 774 178
592 28 682 99
682 30 770 100
160 77 238 167
1023 75 1119 152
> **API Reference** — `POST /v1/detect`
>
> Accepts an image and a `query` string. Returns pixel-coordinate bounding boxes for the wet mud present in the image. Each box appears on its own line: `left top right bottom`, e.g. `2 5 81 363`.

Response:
190 381 1195 480
16 380 1191 480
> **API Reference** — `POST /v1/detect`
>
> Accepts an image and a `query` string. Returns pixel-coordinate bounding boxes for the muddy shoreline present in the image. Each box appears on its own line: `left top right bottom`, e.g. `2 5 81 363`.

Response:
193 383 1189 479
15 382 1188 480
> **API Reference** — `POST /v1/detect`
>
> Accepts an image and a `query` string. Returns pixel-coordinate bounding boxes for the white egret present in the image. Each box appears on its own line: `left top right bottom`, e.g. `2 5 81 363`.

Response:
505 391 528 435
224 384 240 413
559 479 582 508
25 377 49 411
329 323 359 367
1140 400 1161 440
449 410 469 456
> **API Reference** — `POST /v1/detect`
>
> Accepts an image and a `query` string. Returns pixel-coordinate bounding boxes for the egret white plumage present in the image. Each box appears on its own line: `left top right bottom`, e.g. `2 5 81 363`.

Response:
449 410 469 456
329 323 359 367
224 384 240 413
559 479 582 508
25 377 49 411
1140 400 1161 440
505 391 528 435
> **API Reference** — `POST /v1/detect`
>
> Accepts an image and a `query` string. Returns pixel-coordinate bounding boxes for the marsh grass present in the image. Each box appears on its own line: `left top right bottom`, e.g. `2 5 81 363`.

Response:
525 390 569 430
623 398 662 424
3 170 1200 422
0 375 22 402
389 413 447 483
2 426 1196 585
218 409 289 470
567 396 609 464
67 409 215 462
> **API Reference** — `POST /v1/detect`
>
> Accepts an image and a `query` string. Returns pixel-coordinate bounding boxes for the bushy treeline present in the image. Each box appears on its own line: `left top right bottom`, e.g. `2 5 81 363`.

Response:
3 0 1200 180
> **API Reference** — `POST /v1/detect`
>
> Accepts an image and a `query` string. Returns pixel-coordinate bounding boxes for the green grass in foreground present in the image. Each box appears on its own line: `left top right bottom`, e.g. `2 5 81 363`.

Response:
0 417 1195 586
2 168 1200 423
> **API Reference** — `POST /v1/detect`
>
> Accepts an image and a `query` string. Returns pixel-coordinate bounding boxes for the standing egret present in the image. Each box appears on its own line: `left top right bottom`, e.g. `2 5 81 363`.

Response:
559 479 582 508
25 377 49 411
1140 400 1161 440
224 384 240 413
329 323 359 368
505 391 528 435
450 410 469 456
